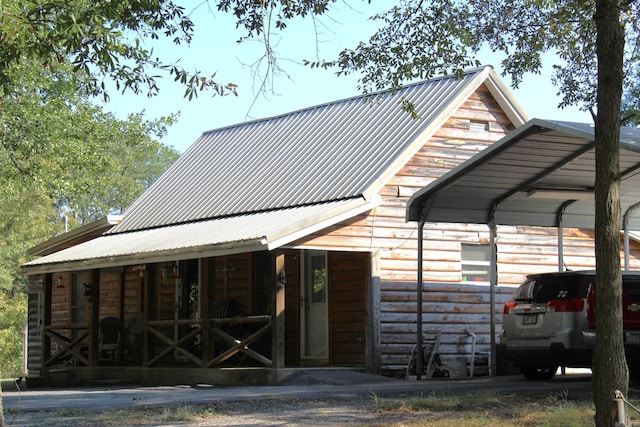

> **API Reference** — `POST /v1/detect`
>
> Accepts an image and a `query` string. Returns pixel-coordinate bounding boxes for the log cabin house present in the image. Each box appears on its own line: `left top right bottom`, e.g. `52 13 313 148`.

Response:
21 66 640 386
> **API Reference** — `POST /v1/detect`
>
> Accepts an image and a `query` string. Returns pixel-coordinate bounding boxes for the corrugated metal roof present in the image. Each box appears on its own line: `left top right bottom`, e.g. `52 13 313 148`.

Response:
113 66 526 233
24 66 531 273
23 198 376 273
407 119 640 229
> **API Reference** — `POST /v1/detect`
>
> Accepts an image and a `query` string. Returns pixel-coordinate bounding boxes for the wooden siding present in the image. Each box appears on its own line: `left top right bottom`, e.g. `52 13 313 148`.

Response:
213 253 253 315
292 85 640 375
380 281 514 374
122 266 143 322
50 272 71 327
27 276 44 375
99 268 123 319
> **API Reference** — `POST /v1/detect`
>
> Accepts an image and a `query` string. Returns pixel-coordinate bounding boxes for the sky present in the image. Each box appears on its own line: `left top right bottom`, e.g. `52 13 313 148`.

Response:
104 2 592 154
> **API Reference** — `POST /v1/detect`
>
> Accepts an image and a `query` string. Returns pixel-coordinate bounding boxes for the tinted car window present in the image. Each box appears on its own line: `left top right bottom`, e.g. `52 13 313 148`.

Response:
514 274 590 303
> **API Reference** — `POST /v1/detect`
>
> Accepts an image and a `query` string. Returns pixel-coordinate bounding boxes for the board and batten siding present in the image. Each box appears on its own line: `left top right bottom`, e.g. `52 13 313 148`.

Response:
293 85 640 376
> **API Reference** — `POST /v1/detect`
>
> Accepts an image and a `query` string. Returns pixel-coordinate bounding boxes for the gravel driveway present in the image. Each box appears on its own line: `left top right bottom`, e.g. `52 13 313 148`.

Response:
2 369 594 426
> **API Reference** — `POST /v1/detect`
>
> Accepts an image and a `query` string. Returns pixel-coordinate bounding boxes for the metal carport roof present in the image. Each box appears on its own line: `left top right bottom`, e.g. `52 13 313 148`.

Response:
407 119 640 229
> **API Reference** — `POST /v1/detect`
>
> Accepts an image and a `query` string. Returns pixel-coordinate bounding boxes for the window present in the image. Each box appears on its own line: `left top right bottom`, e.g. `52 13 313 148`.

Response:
470 120 489 132
306 251 327 303
461 244 491 282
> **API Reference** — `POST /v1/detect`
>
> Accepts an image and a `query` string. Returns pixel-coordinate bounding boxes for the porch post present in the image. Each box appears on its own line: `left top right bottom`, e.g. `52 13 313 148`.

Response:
143 264 151 366
42 274 53 370
272 253 286 368
88 269 100 366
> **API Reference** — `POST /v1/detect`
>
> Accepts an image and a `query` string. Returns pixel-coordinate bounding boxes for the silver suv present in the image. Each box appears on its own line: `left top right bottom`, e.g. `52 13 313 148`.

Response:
499 270 640 380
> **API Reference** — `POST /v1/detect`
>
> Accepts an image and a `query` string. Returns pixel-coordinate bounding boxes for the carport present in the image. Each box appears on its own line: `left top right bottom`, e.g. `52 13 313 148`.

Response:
406 118 640 377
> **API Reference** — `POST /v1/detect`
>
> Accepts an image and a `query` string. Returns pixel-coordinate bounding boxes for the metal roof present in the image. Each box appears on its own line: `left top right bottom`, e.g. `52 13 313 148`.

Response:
113 66 528 233
22 198 376 273
407 119 640 229
24 66 530 273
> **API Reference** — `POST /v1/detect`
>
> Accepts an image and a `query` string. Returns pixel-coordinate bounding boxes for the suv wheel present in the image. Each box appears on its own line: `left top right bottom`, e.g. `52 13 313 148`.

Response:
519 365 558 380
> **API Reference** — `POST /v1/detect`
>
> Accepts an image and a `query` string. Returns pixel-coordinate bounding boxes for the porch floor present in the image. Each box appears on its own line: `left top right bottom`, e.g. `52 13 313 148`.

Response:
38 366 382 388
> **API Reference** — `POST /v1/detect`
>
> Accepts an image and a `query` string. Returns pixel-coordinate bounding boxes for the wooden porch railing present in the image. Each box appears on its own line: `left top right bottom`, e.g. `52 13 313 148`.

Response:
146 315 272 368
43 324 89 367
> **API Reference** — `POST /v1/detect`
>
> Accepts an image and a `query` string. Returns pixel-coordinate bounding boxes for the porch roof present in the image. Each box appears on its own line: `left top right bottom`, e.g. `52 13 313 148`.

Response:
22 197 377 274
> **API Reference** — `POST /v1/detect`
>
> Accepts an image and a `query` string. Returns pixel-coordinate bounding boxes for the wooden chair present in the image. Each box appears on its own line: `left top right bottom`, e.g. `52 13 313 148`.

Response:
99 317 124 364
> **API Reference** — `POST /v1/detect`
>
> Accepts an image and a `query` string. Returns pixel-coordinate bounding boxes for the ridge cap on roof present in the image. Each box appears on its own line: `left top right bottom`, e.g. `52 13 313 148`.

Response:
198 66 495 137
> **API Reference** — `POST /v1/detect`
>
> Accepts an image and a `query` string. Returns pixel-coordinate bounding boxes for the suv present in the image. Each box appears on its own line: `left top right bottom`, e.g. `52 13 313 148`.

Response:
499 270 640 380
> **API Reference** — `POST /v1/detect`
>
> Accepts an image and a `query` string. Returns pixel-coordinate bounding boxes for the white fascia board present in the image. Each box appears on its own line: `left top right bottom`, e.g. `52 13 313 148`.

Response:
21 238 269 275
267 195 382 250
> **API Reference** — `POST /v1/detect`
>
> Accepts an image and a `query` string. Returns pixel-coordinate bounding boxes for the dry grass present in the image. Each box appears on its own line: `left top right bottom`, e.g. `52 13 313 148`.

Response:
10 391 636 426
371 391 596 426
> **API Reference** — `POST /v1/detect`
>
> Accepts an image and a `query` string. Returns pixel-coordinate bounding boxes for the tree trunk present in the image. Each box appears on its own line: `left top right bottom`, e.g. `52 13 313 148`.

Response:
592 0 627 425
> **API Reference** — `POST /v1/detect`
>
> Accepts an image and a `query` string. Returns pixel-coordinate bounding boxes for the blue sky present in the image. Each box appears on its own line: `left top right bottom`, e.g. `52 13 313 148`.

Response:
104 2 591 153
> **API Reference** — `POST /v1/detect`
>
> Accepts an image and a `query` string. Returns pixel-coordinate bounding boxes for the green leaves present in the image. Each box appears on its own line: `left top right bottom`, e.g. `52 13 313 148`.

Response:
0 0 234 100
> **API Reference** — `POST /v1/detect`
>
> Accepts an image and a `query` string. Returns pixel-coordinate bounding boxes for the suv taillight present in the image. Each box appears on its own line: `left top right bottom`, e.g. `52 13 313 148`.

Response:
546 298 584 312
503 301 517 314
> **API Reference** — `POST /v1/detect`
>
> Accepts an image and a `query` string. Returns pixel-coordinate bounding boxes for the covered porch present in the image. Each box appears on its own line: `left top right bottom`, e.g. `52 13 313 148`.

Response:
27 248 371 386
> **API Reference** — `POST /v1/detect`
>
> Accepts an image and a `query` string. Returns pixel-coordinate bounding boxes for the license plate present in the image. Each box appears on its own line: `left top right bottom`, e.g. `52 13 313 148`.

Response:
522 314 538 325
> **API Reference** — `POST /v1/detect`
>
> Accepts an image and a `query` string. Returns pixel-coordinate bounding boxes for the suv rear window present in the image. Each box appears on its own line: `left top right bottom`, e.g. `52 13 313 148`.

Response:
513 274 591 303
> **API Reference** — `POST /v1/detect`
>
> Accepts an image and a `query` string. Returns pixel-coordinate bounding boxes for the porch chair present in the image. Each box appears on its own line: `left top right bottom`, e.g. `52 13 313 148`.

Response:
99 316 124 364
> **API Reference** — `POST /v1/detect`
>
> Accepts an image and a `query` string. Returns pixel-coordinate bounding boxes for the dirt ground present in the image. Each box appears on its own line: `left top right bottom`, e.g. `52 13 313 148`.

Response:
5 396 430 426
3 370 417 426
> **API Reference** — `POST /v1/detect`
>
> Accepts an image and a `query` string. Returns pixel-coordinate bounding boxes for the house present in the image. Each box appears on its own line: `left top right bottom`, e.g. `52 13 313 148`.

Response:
22 66 639 385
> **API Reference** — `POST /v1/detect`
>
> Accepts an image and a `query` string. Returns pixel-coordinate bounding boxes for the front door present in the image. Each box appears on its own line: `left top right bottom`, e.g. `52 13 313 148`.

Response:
301 250 328 363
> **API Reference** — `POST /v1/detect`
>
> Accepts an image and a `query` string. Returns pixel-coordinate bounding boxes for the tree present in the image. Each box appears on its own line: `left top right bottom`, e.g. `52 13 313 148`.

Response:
0 0 238 101
0 60 180 393
216 0 638 424
0 3 208 425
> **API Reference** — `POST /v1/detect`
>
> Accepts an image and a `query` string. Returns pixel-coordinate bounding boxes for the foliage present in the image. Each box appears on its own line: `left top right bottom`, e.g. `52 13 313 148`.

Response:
0 0 237 100
216 0 337 40
303 1 636 118
0 60 180 375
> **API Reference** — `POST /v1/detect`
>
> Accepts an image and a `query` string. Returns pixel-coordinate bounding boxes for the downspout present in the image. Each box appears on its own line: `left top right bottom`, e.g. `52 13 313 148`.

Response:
623 203 640 271
556 201 576 272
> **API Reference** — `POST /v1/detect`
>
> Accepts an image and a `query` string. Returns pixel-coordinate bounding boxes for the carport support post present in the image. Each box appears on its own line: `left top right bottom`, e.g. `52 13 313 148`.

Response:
416 220 425 380
489 221 497 376
556 200 575 272
623 203 640 271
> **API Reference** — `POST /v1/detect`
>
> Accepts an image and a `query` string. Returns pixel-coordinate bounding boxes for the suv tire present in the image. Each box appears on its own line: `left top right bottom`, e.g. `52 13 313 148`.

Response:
519 365 558 380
